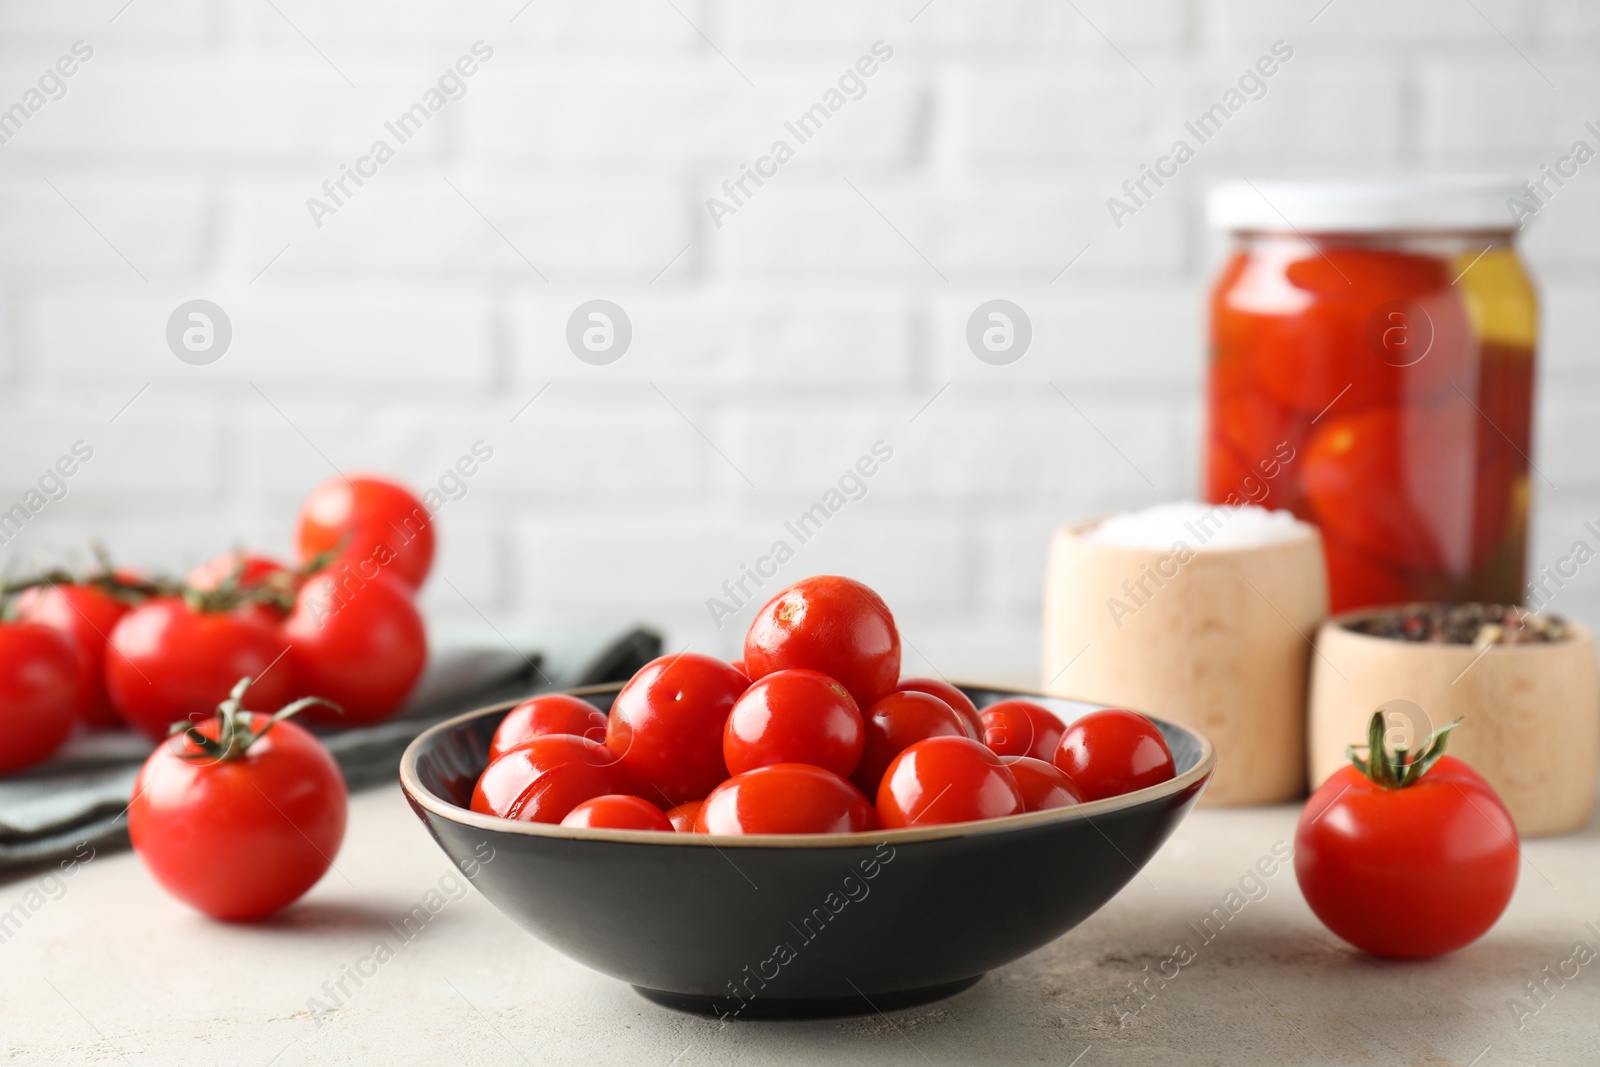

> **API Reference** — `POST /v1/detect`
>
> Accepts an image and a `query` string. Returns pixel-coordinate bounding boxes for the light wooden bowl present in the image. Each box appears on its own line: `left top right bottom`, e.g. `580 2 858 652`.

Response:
1309 611 1600 838
1042 518 1327 807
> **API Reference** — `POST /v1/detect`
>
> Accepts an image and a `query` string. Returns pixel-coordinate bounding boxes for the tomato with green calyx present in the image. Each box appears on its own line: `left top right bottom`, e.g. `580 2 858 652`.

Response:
295 474 435 590
129 678 346 921
1295 712 1519 959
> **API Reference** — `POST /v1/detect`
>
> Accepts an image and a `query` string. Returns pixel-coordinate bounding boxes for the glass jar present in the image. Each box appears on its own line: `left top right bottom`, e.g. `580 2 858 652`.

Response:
1204 179 1537 614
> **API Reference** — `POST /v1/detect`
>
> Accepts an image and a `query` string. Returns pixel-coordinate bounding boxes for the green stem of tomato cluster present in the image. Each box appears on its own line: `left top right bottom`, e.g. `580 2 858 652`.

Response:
0 542 345 617
176 676 342 761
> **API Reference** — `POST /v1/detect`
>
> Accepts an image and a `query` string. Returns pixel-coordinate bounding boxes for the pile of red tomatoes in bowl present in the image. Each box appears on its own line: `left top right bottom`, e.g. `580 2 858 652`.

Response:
471 575 1178 835
0 473 433 773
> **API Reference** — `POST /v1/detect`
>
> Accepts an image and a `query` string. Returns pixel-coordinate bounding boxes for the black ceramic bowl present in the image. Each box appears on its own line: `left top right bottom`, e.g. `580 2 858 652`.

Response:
400 684 1214 1020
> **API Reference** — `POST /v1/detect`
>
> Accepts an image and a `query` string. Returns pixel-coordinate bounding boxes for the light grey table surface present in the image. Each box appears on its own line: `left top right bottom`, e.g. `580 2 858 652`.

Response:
4 777 1596 1066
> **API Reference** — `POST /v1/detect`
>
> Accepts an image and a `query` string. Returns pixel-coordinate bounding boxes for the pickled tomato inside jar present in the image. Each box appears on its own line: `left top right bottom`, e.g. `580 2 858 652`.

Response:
1204 179 1536 613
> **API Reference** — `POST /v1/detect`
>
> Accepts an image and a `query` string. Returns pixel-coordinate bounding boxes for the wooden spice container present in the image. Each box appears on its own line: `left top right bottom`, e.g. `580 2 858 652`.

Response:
1309 610 1600 837
1042 518 1327 806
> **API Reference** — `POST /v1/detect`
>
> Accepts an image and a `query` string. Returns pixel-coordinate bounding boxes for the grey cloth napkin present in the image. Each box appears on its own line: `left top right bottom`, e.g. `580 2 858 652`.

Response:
0 623 660 874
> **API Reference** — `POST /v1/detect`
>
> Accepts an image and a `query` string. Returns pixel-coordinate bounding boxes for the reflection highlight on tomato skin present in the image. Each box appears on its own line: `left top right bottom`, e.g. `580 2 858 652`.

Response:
851 690 970 798
1205 237 1533 612
1052 708 1175 802
1001 756 1082 812
489 694 609 762
722 668 864 779
876 736 1024 829
603 652 748 808
471 735 634 824
696 764 877 835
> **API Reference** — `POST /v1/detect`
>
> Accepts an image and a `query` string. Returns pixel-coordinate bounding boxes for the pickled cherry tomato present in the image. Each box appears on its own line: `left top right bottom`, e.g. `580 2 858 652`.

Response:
1207 230 1533 612
605 653 748 806
876 737 1024 828
1001 756 1082 812
850 690 971 797
696 764 877 835
665 800 704 833
560 794 672 832
489 694 608 762
1320 536 1424 615
895 677 982 738
743 576 901 709
472 735 634 823
723 669 863 778
1303 399 1507 576
1053 709 1175 802
1218 244 1472 415
979 699 1065 762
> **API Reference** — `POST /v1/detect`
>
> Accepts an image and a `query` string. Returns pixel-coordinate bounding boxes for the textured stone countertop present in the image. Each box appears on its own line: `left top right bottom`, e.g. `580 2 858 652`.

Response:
4 778 1596 1066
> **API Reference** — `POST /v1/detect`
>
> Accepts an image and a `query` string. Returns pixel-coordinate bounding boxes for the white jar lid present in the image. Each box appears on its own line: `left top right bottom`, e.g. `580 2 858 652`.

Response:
1207 176 1525 233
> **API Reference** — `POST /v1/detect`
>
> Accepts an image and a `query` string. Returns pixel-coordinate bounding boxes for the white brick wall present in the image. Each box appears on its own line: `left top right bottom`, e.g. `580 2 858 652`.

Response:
2 0 1598 679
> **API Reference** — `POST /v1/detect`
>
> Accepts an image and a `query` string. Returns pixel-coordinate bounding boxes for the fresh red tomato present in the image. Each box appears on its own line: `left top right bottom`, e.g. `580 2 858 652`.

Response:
106 598 294 741
723 668 863 778
1002 756 1082 812
743 576 901 709
896 677 981 738
560 794 672 831
129 683 347 921
876 736 1024 828
980 699 1065 761
696 763 876 835
14 583 129 728
1053 708 1176 801
472 735 634 823
283 572 427 727
850 690 971 797
729 659 748 679
1295 714 1518 958
605 652 747 806
295 474 435 589
490 694 607 762
665 800 705 833
0 621 84 773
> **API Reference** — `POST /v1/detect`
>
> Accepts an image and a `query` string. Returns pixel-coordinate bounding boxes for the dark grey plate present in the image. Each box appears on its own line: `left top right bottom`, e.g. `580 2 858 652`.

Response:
400 684 1214 1020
